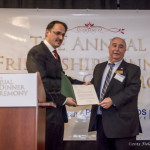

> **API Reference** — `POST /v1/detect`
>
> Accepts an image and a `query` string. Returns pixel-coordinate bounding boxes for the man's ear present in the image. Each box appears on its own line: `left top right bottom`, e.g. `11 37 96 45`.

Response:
45 29 50 37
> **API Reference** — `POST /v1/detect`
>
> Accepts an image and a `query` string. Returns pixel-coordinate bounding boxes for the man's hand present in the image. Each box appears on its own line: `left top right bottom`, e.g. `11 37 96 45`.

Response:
66 97 77 107
99 97 113 109
38 102 56 108
83 81 92 85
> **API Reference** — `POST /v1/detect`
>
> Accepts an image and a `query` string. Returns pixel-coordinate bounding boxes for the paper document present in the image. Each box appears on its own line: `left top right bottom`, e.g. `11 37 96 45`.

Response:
72 84 99 105
61 72 99 105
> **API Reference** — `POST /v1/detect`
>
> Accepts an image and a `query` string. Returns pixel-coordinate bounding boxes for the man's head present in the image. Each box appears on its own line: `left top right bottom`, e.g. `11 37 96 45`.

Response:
108 37 126 63
45 20 68 49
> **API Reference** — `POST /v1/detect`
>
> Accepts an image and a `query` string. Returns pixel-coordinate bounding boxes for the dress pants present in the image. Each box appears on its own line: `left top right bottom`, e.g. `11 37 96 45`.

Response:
45 108 64 150
96 115 136 150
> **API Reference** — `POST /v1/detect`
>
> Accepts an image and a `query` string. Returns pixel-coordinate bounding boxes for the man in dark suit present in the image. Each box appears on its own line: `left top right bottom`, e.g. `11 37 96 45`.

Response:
88 37 141 150
26 20 83 150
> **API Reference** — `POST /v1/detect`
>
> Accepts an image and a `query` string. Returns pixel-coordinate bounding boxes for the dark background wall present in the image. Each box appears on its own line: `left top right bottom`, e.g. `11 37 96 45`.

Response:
0 0 150 9
0 0 150 150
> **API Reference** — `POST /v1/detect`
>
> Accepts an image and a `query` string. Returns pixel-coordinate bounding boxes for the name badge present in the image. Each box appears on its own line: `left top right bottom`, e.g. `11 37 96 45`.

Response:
114 73 125 82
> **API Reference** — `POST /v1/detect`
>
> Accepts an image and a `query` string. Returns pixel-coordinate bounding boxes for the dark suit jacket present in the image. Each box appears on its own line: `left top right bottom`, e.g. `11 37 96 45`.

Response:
26 41 82 123
88 60 141 138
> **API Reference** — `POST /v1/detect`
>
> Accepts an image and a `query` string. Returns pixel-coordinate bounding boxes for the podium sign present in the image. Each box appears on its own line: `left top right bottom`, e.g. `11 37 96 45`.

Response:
0 73 37 107
0 73 46 150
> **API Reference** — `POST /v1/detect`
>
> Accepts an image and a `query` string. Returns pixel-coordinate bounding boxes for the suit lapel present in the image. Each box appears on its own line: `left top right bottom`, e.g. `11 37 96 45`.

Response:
95 62 107 98
41 41 62 65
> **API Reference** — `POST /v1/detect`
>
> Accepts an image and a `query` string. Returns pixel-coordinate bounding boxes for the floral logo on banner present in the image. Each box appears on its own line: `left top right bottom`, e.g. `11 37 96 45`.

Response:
68 22 125 34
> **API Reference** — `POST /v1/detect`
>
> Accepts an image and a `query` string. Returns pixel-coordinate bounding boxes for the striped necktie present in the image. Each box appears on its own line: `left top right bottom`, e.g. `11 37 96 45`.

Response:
100 63 115 101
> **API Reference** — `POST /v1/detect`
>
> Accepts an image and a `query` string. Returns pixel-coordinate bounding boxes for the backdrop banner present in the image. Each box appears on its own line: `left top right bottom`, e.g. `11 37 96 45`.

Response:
0 9 150 141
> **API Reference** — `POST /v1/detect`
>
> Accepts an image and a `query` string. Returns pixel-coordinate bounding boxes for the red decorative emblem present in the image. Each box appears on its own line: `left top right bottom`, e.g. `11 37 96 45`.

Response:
68 22 125 34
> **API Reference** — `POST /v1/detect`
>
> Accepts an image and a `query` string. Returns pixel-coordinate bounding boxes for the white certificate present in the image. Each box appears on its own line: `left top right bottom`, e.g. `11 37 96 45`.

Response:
72 84 99 105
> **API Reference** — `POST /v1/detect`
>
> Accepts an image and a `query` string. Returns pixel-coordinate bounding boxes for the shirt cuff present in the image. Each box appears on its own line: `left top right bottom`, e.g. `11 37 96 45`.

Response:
63 99 67 105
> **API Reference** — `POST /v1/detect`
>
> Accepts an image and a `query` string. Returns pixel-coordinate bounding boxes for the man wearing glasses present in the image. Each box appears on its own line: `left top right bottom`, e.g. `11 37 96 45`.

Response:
26 21 83 150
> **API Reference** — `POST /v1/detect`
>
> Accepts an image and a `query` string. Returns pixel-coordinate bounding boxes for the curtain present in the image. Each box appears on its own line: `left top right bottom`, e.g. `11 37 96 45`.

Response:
120 0 150 9
0 0 150 9
0 0 116 9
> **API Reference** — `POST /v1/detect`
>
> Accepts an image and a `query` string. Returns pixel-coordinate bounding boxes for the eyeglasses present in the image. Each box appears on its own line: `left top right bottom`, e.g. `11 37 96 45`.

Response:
53 31 67 38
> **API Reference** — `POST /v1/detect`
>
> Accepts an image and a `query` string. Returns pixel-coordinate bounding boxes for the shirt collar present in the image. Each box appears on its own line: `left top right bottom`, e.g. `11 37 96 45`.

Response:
44 39 56 53
108 59 123 67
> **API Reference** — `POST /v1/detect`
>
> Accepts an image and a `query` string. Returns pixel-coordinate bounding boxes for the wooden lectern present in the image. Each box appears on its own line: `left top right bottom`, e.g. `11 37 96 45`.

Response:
0 73 46 150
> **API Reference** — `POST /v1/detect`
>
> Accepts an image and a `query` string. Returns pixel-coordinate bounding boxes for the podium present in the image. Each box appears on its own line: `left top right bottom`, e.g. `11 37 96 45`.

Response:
0 73 46 150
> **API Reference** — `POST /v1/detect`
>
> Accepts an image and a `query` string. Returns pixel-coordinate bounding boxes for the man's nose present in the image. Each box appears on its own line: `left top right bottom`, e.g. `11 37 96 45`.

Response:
58 34 64 40
115 46 119 50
